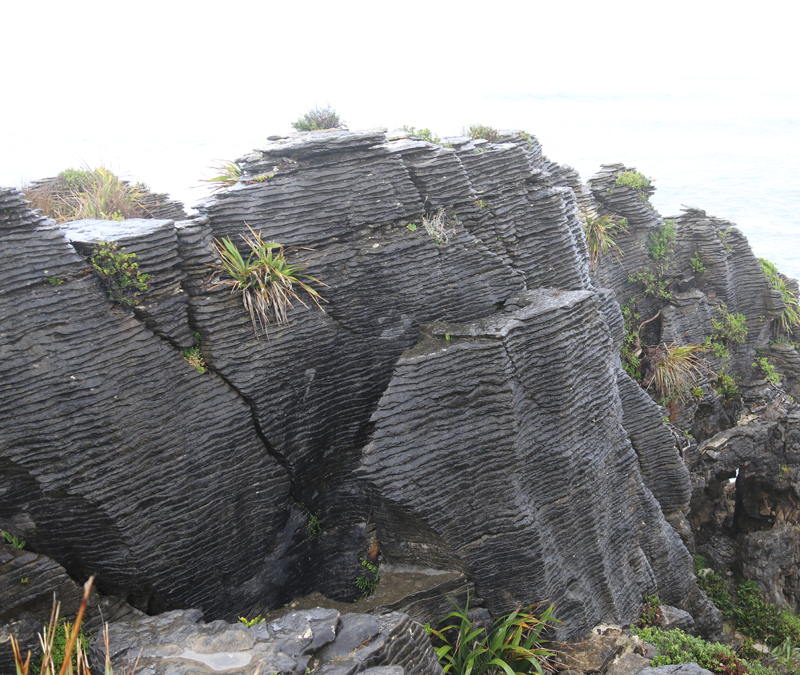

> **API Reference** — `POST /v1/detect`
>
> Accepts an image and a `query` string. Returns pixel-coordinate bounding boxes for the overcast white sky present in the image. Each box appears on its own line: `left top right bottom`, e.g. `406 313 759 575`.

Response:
1 0 797 207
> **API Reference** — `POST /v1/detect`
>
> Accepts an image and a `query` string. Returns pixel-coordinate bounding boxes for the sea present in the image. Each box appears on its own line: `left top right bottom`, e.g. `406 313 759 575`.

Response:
2 89 798 280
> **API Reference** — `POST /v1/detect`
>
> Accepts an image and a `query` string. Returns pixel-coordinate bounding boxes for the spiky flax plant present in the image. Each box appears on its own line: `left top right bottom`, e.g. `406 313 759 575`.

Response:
210 225 327 338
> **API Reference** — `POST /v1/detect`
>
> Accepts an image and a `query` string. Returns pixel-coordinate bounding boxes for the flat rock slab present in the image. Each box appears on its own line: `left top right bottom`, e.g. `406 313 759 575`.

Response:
95 608 442 675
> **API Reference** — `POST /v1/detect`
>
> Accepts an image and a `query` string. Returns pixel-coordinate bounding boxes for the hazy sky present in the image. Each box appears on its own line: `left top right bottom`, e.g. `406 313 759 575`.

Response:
2 0 796 207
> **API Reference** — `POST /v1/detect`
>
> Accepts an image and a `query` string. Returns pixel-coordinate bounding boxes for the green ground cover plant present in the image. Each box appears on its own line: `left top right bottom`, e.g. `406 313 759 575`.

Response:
291 105 344 131
628 269 670 300
694 555 735 618
90 242 150 308
713 370 742 402
583 213 629 271
424 596 559 675
209 225 327 338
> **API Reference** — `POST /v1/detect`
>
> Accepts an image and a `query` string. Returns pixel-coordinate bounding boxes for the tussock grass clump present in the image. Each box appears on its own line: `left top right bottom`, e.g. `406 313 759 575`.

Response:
25 166 151 223
759 258 800 335
646 342 710 403
200 160 243 193
210 225 327 338
582 213 628 271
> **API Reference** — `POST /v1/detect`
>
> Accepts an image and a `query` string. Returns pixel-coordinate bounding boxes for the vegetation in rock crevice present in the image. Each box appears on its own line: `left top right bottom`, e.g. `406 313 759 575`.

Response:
89 241 150 308
583 213 629 271
401 125 441 144
759 258 800 336
209 225 327 338
201 160 243 193
467 124 501 143
705 305 748 360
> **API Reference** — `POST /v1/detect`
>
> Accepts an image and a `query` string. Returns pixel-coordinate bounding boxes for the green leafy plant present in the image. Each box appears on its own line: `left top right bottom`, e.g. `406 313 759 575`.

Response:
2 530 25 548
401 126 441 144
713 370 742 402
583 213 629 271
638 594 662 628
759 258 800 335
306 511 323 541
647 220 677 262
407 223 418 231
292 105 344 131
209 225 327 338
423 208 454 247
719 228 735 253
467 124 501 143
201 160 242 193
622 299 642 380
90 242 150 308
694 555 735 618
182 333 206 374
690 251 706 274
770 638 800 671
47 278 65 286
424 596 559 675
628 269 670 300
632 625 755 675
752 357 781 385
705 305 748 359
476 199 489 209
517 131 535 149
612 170 651 201
238 615 266 627
692 386 704 399
735 579 800 646
355 557 380 600
20 578 29 584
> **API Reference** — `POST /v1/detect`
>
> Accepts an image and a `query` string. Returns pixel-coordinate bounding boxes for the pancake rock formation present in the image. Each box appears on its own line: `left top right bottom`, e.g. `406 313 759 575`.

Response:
5 124 799 668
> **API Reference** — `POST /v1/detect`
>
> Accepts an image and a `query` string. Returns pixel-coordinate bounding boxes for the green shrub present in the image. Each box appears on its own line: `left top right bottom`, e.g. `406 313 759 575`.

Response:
239 615 265 627
705 305 748 359
467 124 501 143
356 557 380 599
292 105 344 131
713 370 742 402
632 625 765 675
401 126 441 144
622 300 642 381
612 170 651 201
691 251 706 274
647 220 677 261
583 213 629 271
752 357 781 386
629 269 670 300
759 258 800 335
424 596 558 675
638 594 662 628
694 555 735 618
90 241 151 308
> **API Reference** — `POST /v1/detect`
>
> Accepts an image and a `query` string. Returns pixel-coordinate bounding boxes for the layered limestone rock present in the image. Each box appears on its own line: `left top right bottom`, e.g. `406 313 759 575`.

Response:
0 187 302 620
2 126 728 651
